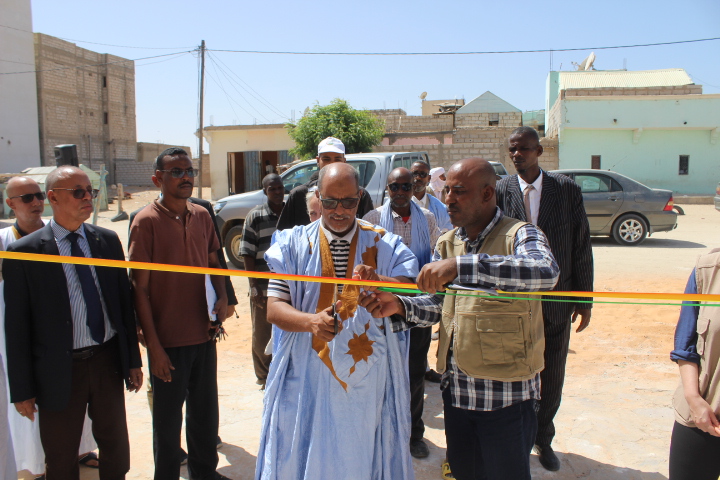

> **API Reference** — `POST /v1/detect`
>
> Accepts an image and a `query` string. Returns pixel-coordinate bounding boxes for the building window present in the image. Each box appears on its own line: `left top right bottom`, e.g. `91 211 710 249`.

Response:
103 112 108 125
591 155 601 169
679 155 689 175
102 76 107 88
489 113 499 126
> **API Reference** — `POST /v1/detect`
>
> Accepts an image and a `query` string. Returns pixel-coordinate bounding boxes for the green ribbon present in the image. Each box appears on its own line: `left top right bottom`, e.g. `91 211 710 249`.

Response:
376 287 720 308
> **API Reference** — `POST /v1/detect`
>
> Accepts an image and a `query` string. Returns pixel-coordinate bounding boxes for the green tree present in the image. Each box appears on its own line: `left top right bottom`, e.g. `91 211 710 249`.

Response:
286 99 385 159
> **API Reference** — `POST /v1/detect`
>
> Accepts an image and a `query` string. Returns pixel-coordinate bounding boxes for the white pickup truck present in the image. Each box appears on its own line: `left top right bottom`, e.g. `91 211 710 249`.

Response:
213 151 431 267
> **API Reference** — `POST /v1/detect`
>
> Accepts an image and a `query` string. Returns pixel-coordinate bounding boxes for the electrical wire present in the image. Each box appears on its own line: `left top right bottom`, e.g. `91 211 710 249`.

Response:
207 36 720 56
0 24 194 50
205 57 266 122
206 54 273 123
208 52 289 119
0 50 195 75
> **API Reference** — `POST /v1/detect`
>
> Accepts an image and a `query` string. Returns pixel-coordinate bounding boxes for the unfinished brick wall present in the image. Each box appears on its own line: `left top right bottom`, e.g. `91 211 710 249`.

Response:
455 112 522 128
563 85 702 97
34 33 137 184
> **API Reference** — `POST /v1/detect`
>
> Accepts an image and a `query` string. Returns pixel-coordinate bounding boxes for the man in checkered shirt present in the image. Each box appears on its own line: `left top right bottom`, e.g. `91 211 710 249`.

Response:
359 157 560 480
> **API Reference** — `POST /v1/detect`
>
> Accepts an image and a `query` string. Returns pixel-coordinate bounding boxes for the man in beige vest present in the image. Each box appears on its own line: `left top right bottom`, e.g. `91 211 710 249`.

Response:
359 157 560 480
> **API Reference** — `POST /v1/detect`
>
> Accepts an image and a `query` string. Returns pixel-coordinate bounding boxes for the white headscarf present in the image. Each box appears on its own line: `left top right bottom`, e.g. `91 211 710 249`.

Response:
429 167 446 198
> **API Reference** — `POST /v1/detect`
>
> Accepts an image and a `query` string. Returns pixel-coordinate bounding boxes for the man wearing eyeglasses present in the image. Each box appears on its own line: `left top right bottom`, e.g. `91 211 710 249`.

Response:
129 147 229 480
1 176 101 477
362 167 441 459
276 136 375 230
257 162 419 479
3 166 143 480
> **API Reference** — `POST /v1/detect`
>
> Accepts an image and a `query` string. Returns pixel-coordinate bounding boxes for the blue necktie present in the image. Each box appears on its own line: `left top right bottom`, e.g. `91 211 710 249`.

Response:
67 232 105 344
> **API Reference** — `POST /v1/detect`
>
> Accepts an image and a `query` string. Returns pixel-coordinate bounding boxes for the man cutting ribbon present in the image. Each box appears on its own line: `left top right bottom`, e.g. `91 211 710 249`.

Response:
256 162 419 479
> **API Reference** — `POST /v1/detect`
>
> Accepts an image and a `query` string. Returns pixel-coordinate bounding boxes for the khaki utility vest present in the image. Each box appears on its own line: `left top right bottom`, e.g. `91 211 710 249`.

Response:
436 216 545 382
673 249 720 427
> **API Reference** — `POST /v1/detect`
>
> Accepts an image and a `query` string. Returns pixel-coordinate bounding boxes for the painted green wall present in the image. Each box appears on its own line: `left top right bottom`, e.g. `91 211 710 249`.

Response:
559 129 719 194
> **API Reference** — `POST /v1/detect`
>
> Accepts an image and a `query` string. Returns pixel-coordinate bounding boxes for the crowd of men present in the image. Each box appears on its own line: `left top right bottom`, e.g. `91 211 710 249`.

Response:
0 127 593 480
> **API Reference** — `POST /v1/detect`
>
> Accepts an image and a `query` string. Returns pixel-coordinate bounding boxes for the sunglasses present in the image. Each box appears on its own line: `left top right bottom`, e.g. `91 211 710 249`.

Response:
387 182 413 192
8 192 46 203
159 168 199 178
411 171 429 178
319 196 360 210
52 187 99 199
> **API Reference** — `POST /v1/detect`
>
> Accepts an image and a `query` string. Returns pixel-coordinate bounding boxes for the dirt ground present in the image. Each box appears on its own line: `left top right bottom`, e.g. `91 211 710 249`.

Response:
17 191 720 480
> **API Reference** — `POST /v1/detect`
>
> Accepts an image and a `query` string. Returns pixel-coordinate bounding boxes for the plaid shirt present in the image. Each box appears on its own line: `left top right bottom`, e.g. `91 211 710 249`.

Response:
240 202 281 295
362 206 441 253
390 207 559 411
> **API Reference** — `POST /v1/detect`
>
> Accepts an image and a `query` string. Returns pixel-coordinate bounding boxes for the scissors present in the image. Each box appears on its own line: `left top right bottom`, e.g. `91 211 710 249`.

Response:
332 284 339 336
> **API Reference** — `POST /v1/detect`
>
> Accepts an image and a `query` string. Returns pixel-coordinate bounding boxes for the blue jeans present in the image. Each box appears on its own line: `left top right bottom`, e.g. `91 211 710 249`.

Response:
443 388 537 480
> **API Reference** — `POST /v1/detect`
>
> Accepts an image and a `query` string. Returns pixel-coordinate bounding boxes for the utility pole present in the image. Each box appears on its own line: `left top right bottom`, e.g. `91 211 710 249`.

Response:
197 40 206 199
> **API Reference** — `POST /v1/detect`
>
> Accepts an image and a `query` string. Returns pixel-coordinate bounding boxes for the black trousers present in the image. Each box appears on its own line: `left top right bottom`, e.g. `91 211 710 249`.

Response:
536 313 572 446
443 388 537 480
669 421 720 480
409 326 432 441
250 296 273 384
152 340 218 480
39 337 129 480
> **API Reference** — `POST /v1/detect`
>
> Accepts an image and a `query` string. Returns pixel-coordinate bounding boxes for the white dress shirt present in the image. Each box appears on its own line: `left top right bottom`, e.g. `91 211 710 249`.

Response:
517 171 544 225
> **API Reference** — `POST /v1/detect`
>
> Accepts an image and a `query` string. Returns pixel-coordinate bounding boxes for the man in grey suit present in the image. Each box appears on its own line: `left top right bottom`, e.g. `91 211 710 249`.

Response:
496 126 594 472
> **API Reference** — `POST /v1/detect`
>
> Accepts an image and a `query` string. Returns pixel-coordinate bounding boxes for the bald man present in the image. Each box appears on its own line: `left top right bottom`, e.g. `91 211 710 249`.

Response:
3 166 142 479
257 162 419 479
358 158 560 480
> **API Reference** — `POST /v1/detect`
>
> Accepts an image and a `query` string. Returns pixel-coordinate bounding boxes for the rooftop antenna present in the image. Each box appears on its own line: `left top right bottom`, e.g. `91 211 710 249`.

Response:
419 91 427 100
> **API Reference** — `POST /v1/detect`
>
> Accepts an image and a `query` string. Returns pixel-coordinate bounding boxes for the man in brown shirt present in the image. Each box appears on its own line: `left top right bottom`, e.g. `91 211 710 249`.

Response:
129 147 228 480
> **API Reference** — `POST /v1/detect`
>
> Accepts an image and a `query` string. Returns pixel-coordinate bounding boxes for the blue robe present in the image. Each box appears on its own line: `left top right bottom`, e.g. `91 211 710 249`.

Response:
425 193 453 233
257 219 419 480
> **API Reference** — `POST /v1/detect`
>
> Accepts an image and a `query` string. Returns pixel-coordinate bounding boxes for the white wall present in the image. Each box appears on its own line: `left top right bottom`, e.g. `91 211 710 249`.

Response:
0 0 41 173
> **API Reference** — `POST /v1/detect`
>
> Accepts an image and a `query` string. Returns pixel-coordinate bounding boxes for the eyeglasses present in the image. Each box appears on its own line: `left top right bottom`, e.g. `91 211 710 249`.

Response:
319 196 360 210
8 192 46 203
387 182 413 192
159 168 199 178
52 187 99 199
411 171 429 178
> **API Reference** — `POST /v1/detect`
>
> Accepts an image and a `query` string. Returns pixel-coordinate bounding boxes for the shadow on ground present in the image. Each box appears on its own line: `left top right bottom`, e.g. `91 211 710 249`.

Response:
531 452 668 479
591 237 706 249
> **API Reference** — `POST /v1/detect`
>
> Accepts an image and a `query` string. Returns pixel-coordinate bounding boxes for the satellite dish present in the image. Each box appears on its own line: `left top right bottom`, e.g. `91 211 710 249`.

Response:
419 92 427 100
577 52 596 71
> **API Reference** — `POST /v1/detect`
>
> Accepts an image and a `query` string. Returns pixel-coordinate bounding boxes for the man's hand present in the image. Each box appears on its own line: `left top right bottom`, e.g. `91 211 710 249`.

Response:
359 291 404 318
353 264 380 283
212 296 228 323
226 304 236 320
148 346 175 382
15 398 37 421
688 395 720 437
572 307 592 333
127 368 143 392
307 301 343 342
417 258 458 294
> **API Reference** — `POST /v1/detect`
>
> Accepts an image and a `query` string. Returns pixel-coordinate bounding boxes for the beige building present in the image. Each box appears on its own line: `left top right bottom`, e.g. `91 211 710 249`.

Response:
34 33 137 183
203 124 295 200
421 98 465 116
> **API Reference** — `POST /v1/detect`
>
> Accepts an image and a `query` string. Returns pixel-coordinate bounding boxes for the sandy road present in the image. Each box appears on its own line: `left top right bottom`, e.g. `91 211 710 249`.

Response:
17 192 720 480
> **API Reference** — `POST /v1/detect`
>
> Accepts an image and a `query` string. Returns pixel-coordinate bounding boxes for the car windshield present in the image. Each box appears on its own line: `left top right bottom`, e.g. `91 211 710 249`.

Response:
492 163 508 176
281 159 376 191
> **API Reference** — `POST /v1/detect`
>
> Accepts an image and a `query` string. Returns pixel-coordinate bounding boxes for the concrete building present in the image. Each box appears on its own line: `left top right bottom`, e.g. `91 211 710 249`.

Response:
373 92 552 172
0 0 41 173
421 98 465 116
546 68 719 195
203 124 295 200
34 33 137 183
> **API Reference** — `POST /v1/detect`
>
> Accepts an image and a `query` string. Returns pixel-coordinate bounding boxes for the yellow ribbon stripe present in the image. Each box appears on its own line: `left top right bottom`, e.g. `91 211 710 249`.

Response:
1 250 718 303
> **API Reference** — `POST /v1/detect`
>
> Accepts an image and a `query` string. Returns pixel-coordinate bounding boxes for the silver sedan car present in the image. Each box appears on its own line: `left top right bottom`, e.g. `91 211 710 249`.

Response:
551 169 678 246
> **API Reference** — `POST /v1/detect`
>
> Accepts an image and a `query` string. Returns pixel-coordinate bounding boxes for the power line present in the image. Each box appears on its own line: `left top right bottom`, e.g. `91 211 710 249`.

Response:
206 54 274 123
0 50 195 75
207 52 289 120
205 57 270 123
0 24 194 50
207 36 720 56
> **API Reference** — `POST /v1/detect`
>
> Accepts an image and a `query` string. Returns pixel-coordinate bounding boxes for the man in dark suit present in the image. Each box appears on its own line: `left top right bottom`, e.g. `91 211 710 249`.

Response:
4 166 143 479
496 126 594 472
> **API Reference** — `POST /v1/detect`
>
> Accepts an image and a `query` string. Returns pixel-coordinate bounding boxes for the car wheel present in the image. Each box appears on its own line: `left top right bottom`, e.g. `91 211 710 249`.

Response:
224 225 245 268
612 214 648 246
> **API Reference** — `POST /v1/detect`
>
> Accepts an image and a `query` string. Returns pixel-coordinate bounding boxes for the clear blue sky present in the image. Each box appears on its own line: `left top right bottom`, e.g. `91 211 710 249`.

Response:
29 0 720 155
